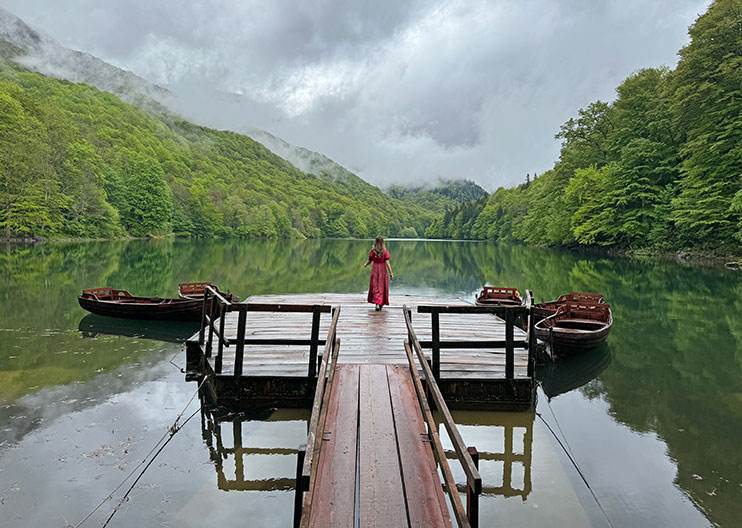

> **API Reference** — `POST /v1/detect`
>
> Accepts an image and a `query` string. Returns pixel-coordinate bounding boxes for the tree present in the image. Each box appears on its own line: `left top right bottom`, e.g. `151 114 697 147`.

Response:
116 150 172 236
669 0 742 245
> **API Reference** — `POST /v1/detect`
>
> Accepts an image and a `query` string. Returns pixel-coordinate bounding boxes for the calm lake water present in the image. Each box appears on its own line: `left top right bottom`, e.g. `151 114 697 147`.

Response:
0 239 739 527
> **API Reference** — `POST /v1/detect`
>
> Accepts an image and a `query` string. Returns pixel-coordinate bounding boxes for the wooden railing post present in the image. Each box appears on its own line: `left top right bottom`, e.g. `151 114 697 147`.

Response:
505 308 514 380
527 303 535 378
199 293 208 345
308 305 322 379
431 310 441 381
206 295 216 358
294 444 306 528
234 305 247 377
467 446 480 528
215 303 226 374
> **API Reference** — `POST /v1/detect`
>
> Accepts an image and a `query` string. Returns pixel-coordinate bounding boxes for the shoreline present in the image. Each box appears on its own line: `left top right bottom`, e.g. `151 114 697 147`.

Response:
2 236 738 269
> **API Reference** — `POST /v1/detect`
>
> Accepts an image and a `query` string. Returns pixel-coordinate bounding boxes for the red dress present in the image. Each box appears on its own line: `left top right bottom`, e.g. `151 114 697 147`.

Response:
367 249 390 306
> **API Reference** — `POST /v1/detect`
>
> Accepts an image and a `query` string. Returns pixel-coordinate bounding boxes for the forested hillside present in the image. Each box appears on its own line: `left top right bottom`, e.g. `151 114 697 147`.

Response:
387 180 487 213
429 0 741 251
0 61 433 240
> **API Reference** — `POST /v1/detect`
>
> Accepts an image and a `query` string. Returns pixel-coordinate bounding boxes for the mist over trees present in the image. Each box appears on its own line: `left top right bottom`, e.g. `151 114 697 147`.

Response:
429 0 741 251
0 61 434 240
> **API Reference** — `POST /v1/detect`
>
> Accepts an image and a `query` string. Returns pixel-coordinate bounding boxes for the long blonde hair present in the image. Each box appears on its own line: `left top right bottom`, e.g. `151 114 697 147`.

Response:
372 236 386 258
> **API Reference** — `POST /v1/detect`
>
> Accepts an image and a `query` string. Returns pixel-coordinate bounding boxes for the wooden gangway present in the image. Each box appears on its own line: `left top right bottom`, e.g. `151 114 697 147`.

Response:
300 363 453 526
295 312 482 527
185 289 539 526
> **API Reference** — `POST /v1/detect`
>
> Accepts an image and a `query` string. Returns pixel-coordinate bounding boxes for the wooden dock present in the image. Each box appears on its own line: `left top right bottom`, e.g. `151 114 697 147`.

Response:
186 292 535 409
186 289 539 527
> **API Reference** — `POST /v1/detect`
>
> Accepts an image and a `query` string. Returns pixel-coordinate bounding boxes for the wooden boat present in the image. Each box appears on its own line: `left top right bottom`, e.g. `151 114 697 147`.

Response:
178 282 239 303
534 301 612 358
533 292 605 322
475 286 524 307
78 287 203 321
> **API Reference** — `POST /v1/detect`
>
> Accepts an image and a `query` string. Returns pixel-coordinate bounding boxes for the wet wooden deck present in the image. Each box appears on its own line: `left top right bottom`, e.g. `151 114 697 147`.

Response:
198 292 529 378
186 292 535 409
305 364 451 527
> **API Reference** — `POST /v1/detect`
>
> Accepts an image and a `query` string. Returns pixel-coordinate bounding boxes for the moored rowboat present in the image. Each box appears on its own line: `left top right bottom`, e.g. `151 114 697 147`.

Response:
475 286 524 307
534 301 612 358
533 292 605 322
78 288 203 321
178 282 239 302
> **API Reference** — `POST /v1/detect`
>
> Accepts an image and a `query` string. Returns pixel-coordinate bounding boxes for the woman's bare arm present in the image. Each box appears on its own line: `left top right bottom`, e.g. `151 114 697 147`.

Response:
386 260 394 279
364 259 371 268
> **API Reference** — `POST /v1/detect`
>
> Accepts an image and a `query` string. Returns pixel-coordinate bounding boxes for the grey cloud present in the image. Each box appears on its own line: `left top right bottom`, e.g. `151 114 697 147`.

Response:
0 0 711 190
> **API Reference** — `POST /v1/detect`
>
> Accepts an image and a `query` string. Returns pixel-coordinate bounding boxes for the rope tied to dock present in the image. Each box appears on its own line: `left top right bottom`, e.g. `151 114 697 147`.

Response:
536 385 616 528
73 374 211 528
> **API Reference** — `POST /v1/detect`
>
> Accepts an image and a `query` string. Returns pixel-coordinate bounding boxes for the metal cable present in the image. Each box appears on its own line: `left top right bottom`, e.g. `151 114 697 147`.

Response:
74 375 210 527
536 385 616 528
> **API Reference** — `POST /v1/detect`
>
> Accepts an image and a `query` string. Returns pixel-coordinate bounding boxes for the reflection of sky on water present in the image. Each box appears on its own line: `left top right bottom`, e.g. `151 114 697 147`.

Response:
0 354 302 527
0 239 739 527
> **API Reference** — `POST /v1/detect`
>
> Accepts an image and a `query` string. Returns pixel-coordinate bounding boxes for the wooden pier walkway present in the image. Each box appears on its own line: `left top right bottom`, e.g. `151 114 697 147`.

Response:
185 289 539 526
305 363 451 527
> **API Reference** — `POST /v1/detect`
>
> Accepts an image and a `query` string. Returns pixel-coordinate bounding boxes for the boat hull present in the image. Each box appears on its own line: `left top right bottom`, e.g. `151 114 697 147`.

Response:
534 323 611 358
534 301 613 359
475 298 524 307
78 295 203 322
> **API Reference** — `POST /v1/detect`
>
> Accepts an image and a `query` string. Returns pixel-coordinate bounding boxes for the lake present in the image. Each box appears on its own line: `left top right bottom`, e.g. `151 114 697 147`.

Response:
0 238 739 527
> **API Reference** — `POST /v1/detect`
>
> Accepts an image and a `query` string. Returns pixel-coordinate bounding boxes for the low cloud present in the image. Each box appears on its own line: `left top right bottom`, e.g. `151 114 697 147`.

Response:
1 0 711 189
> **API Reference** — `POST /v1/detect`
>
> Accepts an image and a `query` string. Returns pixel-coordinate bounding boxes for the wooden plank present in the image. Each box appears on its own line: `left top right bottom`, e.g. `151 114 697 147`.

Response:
308 365 360 527
245 303 332 313
417 305 528 315
358 364 408 527
387 365 451 528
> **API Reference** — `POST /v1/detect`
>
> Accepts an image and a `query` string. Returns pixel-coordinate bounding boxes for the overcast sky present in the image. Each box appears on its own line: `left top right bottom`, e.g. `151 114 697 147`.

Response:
1 0 711 189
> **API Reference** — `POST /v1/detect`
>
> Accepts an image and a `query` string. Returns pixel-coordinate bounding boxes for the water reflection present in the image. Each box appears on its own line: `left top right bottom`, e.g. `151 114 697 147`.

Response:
444 411 534 500
1 239 740 526
78 314 200 343
536 344 612 400
199 404 308 494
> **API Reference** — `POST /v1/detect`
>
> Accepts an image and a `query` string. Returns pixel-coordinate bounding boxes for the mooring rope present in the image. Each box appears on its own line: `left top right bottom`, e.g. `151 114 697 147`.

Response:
169 346 185 372
536 385 616 528
73 374 210 528
100 407 201 528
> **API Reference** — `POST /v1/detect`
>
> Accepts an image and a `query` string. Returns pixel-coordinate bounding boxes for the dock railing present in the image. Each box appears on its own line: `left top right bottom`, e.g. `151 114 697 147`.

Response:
198 286 337 379
404 306 482 528
294 322 342 527
416 289 536 382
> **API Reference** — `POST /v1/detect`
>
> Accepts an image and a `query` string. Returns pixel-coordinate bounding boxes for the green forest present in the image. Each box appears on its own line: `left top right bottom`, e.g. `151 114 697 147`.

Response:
428 0 741 252
0 59 434 240
387 179 487 213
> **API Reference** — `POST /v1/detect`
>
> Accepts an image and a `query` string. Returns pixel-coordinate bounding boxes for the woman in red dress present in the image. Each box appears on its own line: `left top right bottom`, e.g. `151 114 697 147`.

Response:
364 236 394 310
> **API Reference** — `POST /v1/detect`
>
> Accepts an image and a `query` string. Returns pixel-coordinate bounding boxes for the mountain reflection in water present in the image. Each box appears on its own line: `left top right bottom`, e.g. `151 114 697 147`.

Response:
0 238 738 527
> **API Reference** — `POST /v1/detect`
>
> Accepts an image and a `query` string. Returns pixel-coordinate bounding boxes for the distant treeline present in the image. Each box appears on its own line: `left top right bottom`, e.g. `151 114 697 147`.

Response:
387 180 487 213
0 62 433 240
427 0 741 251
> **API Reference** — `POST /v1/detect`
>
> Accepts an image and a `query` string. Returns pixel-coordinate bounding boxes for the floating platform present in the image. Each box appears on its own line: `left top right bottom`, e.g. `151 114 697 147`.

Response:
186 292 535 410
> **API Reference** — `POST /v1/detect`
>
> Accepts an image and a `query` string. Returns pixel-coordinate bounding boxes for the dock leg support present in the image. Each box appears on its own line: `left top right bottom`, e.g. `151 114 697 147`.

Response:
467 446 480 528
294 444 306 528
